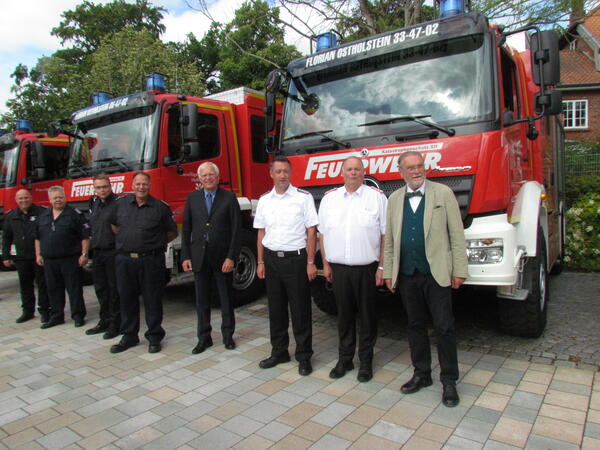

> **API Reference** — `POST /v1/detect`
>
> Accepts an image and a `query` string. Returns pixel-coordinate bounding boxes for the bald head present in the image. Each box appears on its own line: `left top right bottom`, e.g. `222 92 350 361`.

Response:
15 190 33 213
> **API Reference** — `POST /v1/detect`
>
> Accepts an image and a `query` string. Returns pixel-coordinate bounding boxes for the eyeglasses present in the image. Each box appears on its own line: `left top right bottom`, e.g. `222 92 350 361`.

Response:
94 184 111 189
398 164 425 172
199 173 217 179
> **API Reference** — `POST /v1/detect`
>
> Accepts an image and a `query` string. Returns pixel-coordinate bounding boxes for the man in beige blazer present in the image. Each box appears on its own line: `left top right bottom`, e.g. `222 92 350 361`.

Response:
383 151 468 407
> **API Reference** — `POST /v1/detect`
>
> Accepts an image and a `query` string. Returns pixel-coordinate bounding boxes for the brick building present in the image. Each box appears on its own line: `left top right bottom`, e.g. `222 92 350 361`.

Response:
559 6 600 141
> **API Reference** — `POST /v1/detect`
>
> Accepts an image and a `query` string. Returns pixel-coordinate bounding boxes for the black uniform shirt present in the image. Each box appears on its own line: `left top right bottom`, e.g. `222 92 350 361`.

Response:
110 194 177 253
89 193 118 250
35 206 90 258
2 204 46 261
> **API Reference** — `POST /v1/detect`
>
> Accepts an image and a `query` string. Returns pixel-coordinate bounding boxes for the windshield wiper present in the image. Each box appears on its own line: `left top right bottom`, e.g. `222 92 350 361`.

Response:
284 130 349 148
68 164 88 177
359 114 455 137
95 157 131 171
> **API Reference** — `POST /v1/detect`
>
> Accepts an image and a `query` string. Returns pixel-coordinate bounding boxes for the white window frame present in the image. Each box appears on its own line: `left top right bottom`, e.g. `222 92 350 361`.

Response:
563 99 588 129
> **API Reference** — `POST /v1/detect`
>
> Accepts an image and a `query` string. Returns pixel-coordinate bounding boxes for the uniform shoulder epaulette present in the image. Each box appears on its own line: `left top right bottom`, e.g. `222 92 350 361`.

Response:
367 185 384 194
297 188 310 195
323 187 339 196
160 199 170 207
74 208 83 214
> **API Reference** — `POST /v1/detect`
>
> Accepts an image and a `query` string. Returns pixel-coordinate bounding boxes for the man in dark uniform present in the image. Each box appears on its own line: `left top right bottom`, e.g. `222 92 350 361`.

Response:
254 155 318 376
109 172 178 354
35 186 90 329
86 174 120 340
181 162 242 354
2 189 49 323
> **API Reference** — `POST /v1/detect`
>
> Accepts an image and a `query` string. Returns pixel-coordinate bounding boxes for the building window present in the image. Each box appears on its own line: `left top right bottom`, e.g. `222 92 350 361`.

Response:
563 99 588 129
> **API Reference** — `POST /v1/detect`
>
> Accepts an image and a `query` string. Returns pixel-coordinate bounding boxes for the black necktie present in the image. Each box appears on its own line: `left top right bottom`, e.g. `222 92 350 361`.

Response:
406 191 423 199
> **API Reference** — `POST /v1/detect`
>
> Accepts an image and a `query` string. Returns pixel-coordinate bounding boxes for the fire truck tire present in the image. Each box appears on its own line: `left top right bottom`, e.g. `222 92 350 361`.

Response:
231 229 264 307
499 229 548 338
310 276 338 315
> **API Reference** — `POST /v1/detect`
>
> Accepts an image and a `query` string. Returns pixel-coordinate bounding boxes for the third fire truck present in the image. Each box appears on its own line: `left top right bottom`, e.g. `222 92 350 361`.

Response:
265 0 565 337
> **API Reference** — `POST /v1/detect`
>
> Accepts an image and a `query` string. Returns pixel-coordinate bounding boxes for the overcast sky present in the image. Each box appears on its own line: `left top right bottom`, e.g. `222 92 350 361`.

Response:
0 0 319 119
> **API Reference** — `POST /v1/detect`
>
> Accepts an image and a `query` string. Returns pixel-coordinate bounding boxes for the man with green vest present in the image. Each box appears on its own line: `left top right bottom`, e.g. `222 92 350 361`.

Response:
383 151 468 407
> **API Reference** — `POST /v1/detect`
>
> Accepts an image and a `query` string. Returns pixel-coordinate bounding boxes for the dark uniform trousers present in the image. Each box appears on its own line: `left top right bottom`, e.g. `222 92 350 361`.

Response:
264 249 312 362
115 253 166 345
330 262 378 365
44 256 86 322
398 272 459 383
92 249 120 332
194 246 235 341
15 259 49 315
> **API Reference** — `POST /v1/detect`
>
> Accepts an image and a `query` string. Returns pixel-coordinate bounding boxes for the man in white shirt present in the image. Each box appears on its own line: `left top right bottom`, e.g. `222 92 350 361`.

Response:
318 156 387 382
254 155 318 376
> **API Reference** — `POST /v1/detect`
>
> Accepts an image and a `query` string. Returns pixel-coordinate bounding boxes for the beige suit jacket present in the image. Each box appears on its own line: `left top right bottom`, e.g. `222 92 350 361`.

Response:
383 180 469 289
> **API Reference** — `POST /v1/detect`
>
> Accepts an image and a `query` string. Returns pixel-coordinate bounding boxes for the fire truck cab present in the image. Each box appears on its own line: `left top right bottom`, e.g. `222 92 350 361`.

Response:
265 1 564 337
51 77 275 304
0 120 70 264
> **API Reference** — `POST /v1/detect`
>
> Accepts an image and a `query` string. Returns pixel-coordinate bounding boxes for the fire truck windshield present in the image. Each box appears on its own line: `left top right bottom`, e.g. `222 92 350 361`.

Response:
68 104 159 177
282 33 492 153
0 145 19 188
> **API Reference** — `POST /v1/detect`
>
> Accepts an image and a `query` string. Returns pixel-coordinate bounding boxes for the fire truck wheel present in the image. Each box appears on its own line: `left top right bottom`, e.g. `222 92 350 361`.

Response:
310 276 338 315
231 229 264 307
499 229 548 338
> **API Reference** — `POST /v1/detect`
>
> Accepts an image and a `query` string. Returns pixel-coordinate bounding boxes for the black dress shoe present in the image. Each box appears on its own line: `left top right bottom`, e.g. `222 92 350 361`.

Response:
16 313 34 323
442 383 460 407
223 337 236 350
148 343 161 353
110 340 139 354
259 354 291 369
401 375 433 394
41 318 65 329
329 361 354 379
103 329 119 340
40 312 50 324
86 322 108 335
298 360 312 376
192 340 213 354
74 319 85 328
357 365 373 383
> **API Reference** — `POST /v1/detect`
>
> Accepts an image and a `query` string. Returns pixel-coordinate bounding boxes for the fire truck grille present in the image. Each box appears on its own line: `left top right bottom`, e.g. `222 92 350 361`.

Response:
304 175 474 220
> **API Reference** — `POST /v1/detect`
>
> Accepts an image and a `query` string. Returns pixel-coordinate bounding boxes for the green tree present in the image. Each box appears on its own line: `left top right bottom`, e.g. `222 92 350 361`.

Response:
52 0 166 54
86 28 205 97
186 1 301 93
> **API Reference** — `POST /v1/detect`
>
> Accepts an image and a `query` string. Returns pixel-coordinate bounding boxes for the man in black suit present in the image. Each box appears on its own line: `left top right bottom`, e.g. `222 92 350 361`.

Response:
181 162 242 354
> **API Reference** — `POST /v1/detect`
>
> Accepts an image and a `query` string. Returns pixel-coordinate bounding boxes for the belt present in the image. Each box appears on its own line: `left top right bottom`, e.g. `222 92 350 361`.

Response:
265 248 306 258
120 249 164 258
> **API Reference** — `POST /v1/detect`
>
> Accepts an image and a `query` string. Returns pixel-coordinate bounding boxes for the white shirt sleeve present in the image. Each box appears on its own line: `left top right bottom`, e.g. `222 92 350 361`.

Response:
304 193 319 228
253 198 266 229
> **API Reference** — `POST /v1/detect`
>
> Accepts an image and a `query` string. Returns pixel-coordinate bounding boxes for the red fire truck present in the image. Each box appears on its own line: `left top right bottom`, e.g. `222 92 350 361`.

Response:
265 1 565 337
49 78 275 304
0 121 70 264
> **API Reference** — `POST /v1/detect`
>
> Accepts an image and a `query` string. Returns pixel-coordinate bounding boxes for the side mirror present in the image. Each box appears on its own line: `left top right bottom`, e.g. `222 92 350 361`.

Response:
536 90 562 116
503 110 514 126
47 121 62 138
265 69 285 133
182 103 198 141
531 30 560 86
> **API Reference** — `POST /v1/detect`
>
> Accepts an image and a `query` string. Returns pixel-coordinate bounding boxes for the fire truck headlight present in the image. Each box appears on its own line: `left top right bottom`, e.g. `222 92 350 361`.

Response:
466 238 503 264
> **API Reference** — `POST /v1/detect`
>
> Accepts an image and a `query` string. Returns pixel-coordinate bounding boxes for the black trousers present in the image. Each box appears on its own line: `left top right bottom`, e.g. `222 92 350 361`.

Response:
92 249 120 332
194 250 235 341
331 263 378 365
115 253 166 345
398 273 458 383
44 256 86 322
15 259 49 315
264 250 312 362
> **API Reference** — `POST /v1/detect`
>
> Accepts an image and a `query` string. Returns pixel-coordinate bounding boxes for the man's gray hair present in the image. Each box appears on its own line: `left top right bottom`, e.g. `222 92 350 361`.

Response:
397 151 424 168
48 185 64 196
197 161 220 177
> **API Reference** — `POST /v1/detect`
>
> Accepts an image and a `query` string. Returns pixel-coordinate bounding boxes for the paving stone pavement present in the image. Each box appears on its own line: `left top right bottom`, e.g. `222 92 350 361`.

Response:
0 270 599 449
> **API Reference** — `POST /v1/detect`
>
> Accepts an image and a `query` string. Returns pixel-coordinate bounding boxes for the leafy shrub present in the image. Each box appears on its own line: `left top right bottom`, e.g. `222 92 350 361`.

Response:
565 175 600 207
564 193 600 271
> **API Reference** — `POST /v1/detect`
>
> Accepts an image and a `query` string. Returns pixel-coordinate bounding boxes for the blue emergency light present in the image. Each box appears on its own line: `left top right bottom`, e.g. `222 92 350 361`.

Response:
91 92 112 105
15 119 32 132
314 31 340 52
439 0 464 17
146 73 165 92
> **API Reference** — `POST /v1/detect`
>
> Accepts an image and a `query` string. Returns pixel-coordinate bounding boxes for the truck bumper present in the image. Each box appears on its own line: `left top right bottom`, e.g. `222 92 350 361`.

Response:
463 214 521 287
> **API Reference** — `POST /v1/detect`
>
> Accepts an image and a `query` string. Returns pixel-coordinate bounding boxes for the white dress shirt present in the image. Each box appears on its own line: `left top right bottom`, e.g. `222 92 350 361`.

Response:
406 183 426 213
318 184 387 266
253 185 318 251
